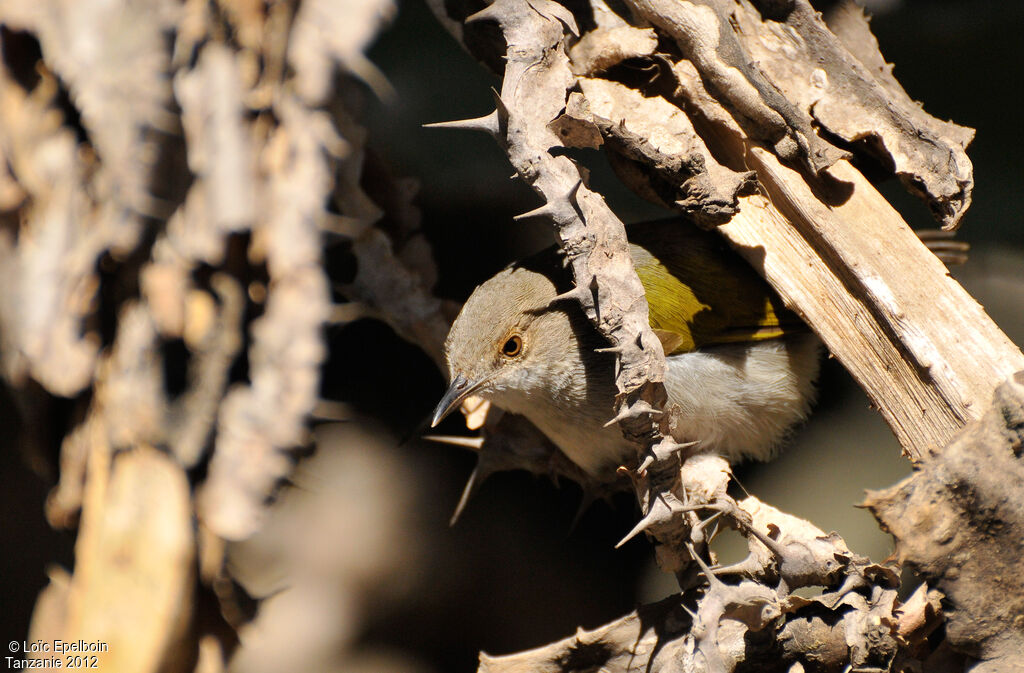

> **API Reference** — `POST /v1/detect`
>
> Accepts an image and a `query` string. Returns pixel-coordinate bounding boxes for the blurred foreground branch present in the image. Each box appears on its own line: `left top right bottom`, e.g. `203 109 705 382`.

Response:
3 0 1022 671
1 1 446 672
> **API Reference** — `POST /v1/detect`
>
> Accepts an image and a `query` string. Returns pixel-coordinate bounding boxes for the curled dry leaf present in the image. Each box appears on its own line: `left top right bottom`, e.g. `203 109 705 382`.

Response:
576 77 756 222
567 25 658 76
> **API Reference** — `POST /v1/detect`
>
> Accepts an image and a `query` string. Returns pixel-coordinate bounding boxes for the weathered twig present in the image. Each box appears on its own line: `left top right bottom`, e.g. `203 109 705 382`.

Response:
719 153 1022 458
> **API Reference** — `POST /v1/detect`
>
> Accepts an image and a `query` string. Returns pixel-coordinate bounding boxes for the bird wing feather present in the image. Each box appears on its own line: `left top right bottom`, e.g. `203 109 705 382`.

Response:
627 220 805 355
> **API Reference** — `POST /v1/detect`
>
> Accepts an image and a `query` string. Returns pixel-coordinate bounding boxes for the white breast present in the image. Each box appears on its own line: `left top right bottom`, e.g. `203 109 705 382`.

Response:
662 334 820 462
490 334 820 479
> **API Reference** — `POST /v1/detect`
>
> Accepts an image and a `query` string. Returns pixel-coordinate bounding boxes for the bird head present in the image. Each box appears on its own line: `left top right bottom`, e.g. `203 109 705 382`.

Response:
431 257 602 428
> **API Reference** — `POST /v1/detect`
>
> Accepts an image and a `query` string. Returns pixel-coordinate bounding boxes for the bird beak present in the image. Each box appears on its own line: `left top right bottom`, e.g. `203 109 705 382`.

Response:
431 373 478 428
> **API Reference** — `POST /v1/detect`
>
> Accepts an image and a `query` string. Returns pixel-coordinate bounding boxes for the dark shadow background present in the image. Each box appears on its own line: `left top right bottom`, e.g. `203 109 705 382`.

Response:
2 2 1022 672
356 0 1024 669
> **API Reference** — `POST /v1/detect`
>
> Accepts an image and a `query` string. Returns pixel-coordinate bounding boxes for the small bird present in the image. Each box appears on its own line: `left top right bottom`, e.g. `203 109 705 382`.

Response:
432 219 820 481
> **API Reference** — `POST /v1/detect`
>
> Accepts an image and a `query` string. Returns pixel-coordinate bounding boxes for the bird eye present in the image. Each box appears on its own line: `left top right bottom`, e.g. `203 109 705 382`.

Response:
501 335 523 358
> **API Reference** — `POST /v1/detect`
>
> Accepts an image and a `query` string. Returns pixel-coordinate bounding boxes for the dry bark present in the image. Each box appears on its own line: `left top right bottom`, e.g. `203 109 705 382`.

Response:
425 0 1023 670
2 1 1020 672
866 374 1024 671
1 1 447 672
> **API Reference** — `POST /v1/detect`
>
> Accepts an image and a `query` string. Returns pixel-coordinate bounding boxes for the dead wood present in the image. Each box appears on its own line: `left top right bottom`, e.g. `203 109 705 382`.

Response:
866 373 1024 671
1 1 1020 672
0 1 449 672
424 0 1023 671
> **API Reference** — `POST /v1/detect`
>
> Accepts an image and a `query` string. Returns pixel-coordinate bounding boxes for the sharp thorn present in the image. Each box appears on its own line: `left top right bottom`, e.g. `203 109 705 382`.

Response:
423 434 485 451
709 558 749 577
686 542 724 588
657 439 699 455
637 440 697 470
615 517 648 548
490 87 510 120
691 511 723 546
637 453 655 473
466 3 505 24
548 285 588 307
515 180 585 225
594 344 624 355
616 506 662 548
603 413 625 429
603 401 662 428
450 465 483 526
424 110 501 137
513 202 558 222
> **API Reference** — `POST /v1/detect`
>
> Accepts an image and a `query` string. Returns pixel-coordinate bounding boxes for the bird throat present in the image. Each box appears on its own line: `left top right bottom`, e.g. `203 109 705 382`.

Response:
489 356 635 479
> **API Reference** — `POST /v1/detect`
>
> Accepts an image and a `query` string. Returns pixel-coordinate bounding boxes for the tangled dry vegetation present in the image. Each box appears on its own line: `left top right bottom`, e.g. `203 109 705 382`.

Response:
1 0 1022 672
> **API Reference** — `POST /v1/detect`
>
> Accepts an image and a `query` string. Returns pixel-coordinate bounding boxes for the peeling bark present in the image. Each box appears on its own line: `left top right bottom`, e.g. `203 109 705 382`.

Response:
3 0 1019 671
425 0 1021 670
4 1 450 671
867 373 1024 670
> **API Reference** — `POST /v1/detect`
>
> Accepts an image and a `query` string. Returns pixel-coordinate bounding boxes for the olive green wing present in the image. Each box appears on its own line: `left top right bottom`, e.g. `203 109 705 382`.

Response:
627 220 806 356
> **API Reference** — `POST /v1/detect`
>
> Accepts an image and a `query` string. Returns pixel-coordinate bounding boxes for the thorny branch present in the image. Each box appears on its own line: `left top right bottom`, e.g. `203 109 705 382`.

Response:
426 0 1024 670
2 0 1021 672
1 0 451 671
